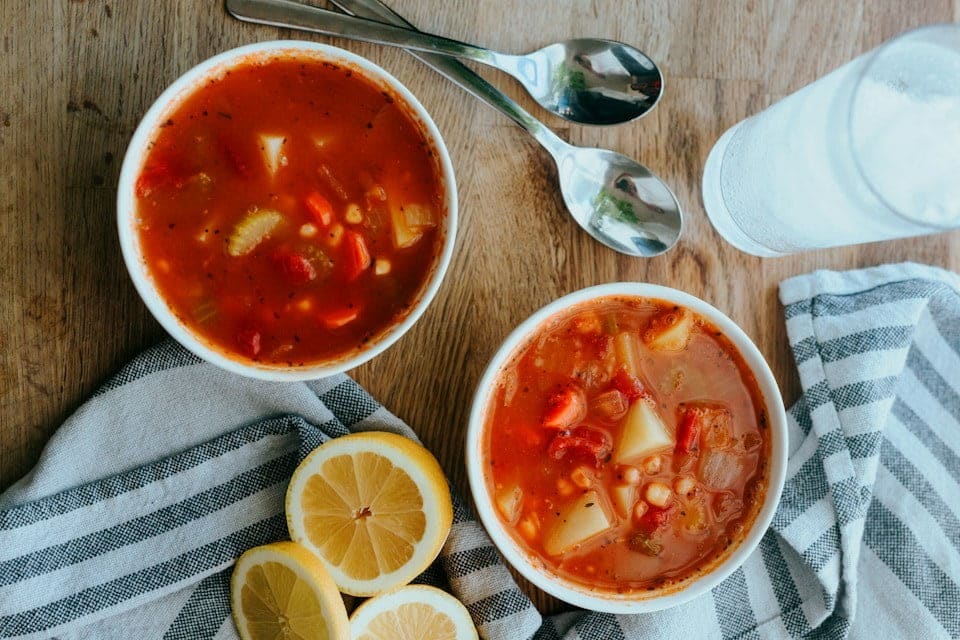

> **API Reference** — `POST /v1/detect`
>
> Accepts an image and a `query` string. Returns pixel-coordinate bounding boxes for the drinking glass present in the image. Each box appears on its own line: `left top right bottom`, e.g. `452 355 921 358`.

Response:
702 24 960 256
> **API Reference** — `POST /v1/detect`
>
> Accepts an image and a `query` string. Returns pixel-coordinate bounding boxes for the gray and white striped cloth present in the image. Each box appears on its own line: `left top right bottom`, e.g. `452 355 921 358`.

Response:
1 262 958 639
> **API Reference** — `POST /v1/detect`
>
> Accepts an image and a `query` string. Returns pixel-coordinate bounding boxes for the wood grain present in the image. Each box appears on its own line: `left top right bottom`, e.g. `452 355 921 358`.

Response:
1 0 957 615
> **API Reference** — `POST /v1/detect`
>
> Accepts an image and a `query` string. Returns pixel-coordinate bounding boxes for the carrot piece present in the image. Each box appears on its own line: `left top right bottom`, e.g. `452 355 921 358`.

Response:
343 230 372 281
542 385 587 429
305 191 334 227
319 306 359 329
218 134 254 178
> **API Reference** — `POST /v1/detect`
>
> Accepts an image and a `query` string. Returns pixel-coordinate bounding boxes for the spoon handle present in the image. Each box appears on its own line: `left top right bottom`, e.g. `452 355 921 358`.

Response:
228 0 494 63
225 0 567 155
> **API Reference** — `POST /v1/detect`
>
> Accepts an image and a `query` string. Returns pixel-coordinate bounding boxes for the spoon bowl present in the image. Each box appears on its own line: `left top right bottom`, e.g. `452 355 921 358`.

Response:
511 39 663 126
556 145 682 256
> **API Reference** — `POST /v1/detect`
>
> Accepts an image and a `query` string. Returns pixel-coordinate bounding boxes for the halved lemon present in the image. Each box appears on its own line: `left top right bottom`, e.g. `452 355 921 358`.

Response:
350 585 478 640
230 541 349 640
285 431 453 597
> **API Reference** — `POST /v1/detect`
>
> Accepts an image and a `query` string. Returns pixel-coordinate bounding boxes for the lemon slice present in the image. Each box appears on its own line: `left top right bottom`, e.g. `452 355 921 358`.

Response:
285 431 453 597
350 585 478 640
230 541 349 640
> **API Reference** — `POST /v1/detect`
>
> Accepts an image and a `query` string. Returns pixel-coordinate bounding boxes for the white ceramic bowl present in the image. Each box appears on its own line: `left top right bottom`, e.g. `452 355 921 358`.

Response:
117 41 457 380
466 283 788 613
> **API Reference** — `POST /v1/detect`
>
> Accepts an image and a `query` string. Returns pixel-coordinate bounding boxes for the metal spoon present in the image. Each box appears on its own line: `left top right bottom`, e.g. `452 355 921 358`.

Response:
226 0 663 126
225 0 682 256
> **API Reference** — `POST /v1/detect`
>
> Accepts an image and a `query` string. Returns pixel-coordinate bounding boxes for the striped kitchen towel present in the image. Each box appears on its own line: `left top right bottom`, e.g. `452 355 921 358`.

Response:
1 261 958 639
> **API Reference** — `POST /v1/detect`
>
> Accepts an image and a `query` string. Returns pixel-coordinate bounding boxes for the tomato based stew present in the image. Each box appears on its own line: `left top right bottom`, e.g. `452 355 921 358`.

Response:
135 55 445 365
483 297 769 594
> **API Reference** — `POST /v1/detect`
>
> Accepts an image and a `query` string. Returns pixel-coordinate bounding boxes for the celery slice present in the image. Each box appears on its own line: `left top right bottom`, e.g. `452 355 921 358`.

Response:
227 209 282 257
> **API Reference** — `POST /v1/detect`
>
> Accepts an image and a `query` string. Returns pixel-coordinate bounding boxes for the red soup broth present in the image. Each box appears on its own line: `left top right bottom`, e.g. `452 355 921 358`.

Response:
483 297 770 594
134 54 446 366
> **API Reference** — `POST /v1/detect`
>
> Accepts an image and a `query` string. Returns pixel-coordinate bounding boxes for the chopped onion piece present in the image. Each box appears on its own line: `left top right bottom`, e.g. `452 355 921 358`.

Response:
495 485 523 524
403 203 436 229
699 450 744 490
610 484 636 518
258 134 285 176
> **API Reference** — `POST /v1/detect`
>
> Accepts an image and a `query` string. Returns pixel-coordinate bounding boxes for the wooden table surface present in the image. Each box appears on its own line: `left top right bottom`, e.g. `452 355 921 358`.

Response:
2 0 958 614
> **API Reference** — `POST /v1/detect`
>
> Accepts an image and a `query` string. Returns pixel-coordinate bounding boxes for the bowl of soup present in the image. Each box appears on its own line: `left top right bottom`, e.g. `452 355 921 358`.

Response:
466 283 788 612
118 41 457 380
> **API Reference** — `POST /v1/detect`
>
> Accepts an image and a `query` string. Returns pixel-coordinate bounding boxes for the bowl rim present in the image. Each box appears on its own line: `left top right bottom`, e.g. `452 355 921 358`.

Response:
117 40 458 381
465 282 789 613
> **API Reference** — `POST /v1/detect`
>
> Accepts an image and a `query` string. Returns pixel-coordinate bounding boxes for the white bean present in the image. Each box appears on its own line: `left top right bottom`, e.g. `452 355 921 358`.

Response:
674 476 696 496
644 482 672 508
632 501 649 523
642 455 661 475
619 465 641 485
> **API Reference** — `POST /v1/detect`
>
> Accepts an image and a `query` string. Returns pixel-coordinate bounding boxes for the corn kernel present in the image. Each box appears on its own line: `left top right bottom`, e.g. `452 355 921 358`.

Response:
299 223 318 238
374 258 391 275
326 223 344 247
345 203 363 224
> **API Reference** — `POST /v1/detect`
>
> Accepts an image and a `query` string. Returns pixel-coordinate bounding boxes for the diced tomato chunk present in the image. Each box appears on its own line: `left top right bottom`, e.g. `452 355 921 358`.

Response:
236 327 262 358
305 191 334 227
136 159 190 197
676 408 701 454
218 134 254 178
635 505 673 533
136 161 171 197
343 231 372 281
547 426 611 467
612 368 646 402
542 385 587 429
273 250 316 285
319 306 360 329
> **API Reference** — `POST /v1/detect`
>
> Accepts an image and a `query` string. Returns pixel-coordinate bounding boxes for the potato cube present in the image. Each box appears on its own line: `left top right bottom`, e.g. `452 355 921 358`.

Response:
543 491 613 556
643 308 693 352
613 400 673 463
